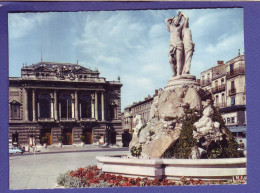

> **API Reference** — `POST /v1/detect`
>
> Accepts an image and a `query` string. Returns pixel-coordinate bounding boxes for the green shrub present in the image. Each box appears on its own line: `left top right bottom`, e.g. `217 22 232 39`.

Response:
41 136 49 143
131 145 142 157
57 136 64 142
89 180 112 188
206 105 240 158
79 135 86 142
57 173 82 188
171 108 200 159
95 135 101 140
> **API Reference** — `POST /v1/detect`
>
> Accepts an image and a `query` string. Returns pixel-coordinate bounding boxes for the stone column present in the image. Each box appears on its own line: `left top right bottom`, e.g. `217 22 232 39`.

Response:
59 103 61 119
23 88 28 121
72 100 75 119
95 91 98 120
79 103 82 118
32 89 36 121
37 100 40 118
101 92 105 121
91 94 95 119
54 90 58 120
75 91 78 120
51 94 54 119
51 103 54 118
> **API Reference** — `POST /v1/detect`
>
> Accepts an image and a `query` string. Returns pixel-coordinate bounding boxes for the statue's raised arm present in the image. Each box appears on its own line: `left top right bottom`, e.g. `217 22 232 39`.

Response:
165 18 172 32
179 12 189 28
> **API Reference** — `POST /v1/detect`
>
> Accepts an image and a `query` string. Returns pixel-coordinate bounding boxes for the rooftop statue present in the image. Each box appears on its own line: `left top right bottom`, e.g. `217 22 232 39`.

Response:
165 11 195 77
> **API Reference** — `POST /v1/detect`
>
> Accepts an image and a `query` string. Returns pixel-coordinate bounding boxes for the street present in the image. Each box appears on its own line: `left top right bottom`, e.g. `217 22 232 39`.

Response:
9 149 128 190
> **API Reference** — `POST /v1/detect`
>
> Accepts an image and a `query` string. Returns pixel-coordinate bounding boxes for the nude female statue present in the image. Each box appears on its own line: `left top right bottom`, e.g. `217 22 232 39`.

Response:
180 12 195 75
165 12 184 76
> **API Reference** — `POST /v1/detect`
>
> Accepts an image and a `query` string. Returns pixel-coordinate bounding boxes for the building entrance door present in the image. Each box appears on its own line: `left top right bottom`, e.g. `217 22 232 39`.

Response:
64 132 72 145
85 131 93 144
45 133 52 145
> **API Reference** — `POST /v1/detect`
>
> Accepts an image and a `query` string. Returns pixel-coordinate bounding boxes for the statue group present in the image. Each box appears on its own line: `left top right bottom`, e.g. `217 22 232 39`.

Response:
165 11 195 77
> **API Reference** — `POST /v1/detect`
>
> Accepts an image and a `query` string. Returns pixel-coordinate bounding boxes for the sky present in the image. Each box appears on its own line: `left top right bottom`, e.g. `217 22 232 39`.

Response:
8 8 244 110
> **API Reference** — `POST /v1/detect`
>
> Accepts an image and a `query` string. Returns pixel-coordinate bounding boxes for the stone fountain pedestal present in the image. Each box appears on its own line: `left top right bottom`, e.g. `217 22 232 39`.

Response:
165 74 200 91
96 156 247 181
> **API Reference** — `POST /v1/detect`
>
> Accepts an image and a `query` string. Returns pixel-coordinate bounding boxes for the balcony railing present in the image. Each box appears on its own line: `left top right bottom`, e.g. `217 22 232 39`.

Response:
38 118 55 122
59 118 76 122
216 102 227 108
80 118 96 122
212 85 226 93
226 67 245 79
229 88 236 96
201 79 212 87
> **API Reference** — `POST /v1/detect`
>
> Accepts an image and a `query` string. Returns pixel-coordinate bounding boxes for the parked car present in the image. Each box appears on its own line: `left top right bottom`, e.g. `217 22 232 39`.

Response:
9 147 25 154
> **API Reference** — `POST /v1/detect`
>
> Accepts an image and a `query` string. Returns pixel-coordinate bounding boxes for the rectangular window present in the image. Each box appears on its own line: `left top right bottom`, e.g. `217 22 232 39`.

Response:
231 81 235 89
230 63 234 72
215 80 218 87
231 97 235 106
11 105 20 119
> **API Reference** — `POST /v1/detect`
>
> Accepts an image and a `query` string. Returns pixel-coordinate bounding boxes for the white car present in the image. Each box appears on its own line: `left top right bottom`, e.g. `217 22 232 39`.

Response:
9 147 25 154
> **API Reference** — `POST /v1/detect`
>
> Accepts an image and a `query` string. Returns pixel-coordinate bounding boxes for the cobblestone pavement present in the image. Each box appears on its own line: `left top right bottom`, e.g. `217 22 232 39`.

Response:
9 148 129 190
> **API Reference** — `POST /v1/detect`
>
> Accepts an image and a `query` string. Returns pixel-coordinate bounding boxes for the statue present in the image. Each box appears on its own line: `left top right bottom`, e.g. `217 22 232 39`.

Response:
165 12 184 76
193 100 223 148
129 114 144 149
181 12 195 74
165 11 195 77
132 115 143 138
193 104 215 135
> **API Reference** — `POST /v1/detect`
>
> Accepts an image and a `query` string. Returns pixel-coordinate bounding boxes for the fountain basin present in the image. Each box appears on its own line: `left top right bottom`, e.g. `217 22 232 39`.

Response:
96 156 246 180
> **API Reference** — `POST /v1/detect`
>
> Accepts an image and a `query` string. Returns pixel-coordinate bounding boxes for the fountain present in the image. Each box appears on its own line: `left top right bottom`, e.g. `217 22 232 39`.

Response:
96 11 246 181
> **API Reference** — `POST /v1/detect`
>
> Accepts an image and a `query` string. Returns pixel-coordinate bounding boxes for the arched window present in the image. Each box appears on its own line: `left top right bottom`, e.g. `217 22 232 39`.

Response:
79 94 91 118
60 94 72 118
222 93 225 106
39 94 51 118
215 95 219 106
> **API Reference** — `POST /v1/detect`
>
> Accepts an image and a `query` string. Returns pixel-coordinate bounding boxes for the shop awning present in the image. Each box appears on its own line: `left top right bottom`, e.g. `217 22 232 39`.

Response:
227 125 247 133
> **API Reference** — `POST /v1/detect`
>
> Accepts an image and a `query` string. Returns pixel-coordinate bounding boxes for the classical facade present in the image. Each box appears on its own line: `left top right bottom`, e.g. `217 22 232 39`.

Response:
200 51 246 142
9 62 123 148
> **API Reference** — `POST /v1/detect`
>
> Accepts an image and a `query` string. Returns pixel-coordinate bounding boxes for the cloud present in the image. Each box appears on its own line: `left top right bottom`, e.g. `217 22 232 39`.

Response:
205 32 244 54
8 13 50 39
8 8 244 109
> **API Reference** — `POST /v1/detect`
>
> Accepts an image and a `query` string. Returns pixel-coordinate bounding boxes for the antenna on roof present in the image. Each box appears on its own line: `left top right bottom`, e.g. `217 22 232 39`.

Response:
41 48 43 62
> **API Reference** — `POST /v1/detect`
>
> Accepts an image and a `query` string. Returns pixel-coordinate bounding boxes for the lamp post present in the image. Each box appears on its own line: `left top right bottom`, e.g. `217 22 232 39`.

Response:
105 124 110 146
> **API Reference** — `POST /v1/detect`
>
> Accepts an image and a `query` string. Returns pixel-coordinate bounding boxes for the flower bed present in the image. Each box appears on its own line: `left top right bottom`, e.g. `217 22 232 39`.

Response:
56 165 246 188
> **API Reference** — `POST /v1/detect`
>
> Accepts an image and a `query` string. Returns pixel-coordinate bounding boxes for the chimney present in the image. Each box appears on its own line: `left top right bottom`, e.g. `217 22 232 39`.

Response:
217 61 224 66
238 49 240 56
